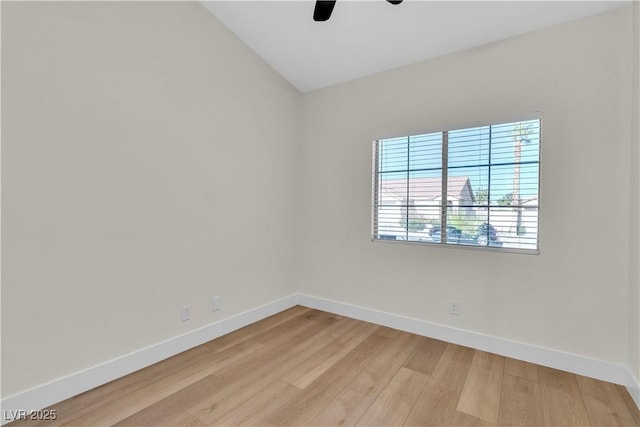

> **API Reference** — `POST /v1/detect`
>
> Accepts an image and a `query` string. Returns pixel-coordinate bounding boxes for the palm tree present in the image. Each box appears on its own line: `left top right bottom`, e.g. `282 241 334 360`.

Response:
511 122 533 235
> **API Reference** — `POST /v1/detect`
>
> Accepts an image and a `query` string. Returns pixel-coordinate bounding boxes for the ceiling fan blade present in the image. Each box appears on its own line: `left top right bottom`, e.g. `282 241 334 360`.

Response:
314 0 336 21
386 0 403 4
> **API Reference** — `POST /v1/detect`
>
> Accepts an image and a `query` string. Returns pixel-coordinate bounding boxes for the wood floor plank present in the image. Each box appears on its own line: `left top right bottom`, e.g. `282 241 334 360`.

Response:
376 325 403 338
67 309 334 426
451 411 498 426
309 388 373 427
162 412 207 427
538 366 591 427
576 375 638 426
188 317 370 425
504 357 539 383
456 350 505 423
402 336 448 376
155 313 352 426
403 344 475 426
62 339 265 427
210 380 301 426
108 370 228 427
497 374 545 426
347 330 420 398
616 384 640 426
17 344 215 427
470 350 505 371
283 320 377 389
111 311 343 427
356 367 428 426
251 308 336 345
203 305 311 353
262 332 390 426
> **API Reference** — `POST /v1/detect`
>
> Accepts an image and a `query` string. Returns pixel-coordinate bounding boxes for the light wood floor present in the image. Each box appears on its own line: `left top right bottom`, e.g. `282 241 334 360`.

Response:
10 306 640 427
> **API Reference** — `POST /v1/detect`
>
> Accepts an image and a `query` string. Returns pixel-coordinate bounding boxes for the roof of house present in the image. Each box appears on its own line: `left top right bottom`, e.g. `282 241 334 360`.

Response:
379 176 474 201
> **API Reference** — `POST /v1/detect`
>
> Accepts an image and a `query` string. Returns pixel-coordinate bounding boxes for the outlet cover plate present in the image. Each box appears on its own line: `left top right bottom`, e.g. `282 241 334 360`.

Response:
212 296 221 312
181 304 191 321
449 300 461 316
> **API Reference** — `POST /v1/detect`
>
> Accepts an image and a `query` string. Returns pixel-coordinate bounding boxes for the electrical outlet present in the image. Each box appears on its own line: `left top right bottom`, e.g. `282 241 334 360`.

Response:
181 304 191 321
211 296 221 312
449 300 461 316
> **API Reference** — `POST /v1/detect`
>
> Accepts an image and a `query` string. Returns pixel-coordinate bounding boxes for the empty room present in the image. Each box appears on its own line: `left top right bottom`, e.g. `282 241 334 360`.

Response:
2 0 639 426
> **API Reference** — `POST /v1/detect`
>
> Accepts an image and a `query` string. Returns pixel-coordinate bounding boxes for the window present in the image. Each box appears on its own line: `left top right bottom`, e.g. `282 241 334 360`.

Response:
372 119 540 253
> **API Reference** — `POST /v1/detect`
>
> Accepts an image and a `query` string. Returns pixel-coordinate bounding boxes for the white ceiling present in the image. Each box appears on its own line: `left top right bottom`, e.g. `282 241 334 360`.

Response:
202 1 628 93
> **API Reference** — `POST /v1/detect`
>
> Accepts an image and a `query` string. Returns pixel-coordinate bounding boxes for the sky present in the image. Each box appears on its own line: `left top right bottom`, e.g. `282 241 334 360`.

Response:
377 119 540 203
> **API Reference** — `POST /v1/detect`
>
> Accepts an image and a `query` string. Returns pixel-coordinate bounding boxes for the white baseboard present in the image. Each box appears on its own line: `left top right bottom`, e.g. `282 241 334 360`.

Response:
297 293 640 410
3 291 639 422
0 294 298 426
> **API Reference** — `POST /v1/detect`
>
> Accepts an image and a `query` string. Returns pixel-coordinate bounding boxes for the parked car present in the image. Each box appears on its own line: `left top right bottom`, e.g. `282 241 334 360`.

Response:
431 226 468 244
431 223 502 247
428 223 457 237
476 223 502 247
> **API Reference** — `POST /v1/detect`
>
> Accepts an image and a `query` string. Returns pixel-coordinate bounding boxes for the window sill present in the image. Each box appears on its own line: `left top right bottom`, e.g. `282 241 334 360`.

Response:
371 237 540 255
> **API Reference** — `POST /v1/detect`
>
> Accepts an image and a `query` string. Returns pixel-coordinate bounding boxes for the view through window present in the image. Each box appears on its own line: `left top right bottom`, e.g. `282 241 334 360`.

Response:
372 119 540 253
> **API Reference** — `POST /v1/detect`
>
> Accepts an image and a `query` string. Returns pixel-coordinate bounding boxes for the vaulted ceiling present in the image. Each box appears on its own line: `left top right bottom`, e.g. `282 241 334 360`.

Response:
202 1 628 93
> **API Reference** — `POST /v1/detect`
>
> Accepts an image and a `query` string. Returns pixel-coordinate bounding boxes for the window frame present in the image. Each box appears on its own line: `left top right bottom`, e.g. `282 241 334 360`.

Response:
371 119 541 255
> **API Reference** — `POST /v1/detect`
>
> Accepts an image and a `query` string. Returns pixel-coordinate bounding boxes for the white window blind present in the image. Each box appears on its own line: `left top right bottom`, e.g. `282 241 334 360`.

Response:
372 119 540 253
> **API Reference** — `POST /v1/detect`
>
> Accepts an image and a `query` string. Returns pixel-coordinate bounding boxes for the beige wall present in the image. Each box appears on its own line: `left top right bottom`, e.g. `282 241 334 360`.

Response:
630 0 640 387
1 2 300 396
299 6 633 365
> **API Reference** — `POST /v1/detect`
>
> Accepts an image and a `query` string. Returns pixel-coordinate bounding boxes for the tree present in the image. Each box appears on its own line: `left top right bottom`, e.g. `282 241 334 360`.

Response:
400 199 426 232
497 193 514 206
476 189 488 205
406 217 426 232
